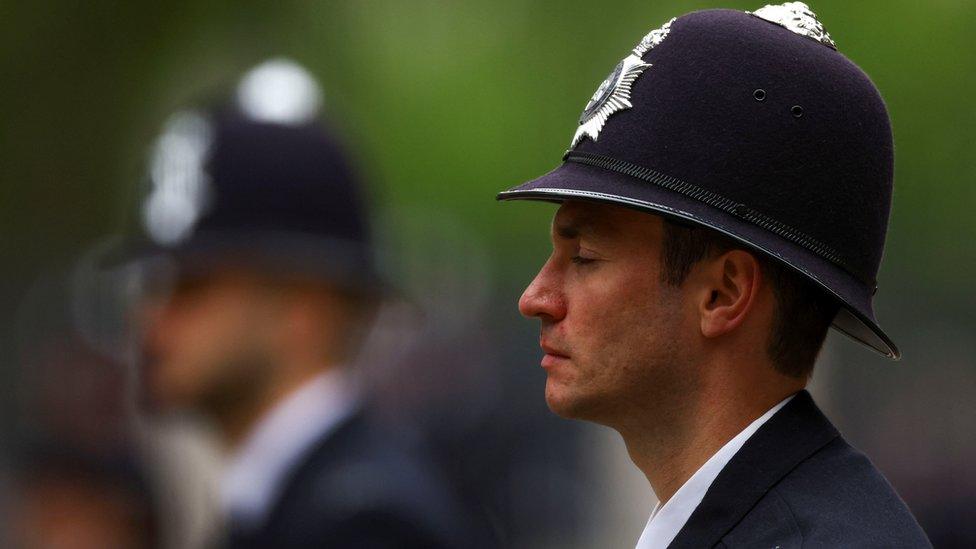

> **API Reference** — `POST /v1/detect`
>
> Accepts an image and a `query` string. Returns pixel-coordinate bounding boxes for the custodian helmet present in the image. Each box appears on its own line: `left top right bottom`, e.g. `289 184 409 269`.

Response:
130 58 379 291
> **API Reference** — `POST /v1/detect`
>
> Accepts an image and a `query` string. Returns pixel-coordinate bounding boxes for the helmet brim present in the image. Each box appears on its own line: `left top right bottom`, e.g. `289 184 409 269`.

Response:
95 229 386 296
497 160 900 359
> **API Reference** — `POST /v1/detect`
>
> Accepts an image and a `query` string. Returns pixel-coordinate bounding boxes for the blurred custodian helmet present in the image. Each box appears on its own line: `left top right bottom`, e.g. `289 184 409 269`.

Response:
136 58 377 289
498 3 900 358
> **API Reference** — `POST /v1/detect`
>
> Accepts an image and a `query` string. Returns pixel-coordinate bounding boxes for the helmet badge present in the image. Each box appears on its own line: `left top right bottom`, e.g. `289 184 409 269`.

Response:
142 111 214 246
748 2 836 49
571 17 675 148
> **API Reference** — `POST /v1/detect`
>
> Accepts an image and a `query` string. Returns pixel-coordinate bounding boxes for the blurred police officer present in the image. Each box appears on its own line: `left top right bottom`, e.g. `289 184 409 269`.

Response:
135 59 462 548
499 3 929 547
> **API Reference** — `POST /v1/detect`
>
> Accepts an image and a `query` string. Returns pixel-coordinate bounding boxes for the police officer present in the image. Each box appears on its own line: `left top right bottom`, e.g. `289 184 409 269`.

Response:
133 59 463 548
498 3 930 547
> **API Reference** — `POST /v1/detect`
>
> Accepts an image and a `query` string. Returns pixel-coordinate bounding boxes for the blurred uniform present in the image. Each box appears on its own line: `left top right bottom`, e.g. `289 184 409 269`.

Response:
129 59 463 548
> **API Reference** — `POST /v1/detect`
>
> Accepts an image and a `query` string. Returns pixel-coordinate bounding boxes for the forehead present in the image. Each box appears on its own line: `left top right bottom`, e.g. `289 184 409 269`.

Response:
552 200 664 240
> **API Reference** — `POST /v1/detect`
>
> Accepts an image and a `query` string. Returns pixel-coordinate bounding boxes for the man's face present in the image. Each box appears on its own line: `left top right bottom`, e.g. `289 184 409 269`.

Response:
140 267 280 415
518 201 699 425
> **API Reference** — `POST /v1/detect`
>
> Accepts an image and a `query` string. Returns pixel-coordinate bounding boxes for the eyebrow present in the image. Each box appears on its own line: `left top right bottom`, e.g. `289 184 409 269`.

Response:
554 221 582 239
553 214 602 240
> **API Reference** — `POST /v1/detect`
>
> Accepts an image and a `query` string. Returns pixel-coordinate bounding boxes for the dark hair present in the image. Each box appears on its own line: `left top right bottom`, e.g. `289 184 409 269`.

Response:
660 219 839 378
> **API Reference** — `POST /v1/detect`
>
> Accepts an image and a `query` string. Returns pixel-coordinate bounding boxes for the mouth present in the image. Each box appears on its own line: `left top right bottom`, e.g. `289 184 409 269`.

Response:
540 340 571 368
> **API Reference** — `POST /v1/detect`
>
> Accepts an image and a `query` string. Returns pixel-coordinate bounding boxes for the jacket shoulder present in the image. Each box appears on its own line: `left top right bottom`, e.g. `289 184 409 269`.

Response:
259 413 464 548
725 436 930 548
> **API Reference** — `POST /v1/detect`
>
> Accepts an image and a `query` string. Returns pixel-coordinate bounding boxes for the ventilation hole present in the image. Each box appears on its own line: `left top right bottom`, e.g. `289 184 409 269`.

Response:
753 89 766 101
791 105 804 118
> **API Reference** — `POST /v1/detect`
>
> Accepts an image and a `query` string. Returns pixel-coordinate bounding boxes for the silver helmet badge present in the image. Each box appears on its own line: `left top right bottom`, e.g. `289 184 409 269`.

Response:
749 2 836 49
571 17 675 148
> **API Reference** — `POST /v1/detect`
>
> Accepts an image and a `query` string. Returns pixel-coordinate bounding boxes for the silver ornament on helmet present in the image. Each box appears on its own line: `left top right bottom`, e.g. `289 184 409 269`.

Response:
749 2 836 49
142 110 214 246
571 18 675 148
633 17 676 57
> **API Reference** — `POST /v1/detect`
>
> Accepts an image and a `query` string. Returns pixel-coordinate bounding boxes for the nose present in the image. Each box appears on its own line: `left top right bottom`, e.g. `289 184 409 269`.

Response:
518 257 567 322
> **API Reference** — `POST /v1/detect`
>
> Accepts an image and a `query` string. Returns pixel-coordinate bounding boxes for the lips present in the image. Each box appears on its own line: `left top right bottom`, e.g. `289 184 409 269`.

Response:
540 341 570 358
540 340 571 369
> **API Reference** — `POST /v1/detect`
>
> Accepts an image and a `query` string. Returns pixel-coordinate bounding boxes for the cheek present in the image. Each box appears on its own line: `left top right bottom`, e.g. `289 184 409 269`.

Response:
567 266 685 376
158 308 227 361
147 300 256 394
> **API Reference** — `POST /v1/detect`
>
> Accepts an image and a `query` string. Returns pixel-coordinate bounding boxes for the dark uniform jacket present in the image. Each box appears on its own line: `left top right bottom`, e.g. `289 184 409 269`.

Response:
226 410 463 549
669 391 930 548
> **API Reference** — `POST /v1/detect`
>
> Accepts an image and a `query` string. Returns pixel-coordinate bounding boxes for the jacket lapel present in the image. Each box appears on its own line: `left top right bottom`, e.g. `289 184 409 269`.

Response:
668 391 839 548
241 409 366 539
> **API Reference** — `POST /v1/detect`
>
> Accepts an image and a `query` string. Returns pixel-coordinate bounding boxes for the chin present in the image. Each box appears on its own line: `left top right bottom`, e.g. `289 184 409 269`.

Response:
545 381 604 422
545 395 576 419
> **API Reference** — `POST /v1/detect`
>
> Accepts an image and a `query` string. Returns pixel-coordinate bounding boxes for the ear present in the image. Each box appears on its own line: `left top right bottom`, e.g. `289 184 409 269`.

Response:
697 250 763 339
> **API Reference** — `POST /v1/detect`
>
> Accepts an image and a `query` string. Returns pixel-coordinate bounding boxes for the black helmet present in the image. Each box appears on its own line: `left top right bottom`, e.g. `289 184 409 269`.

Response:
131 58 378 290
498 3 900 358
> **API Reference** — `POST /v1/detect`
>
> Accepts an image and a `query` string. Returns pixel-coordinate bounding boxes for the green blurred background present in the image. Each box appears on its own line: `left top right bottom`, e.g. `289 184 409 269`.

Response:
1 1 974 546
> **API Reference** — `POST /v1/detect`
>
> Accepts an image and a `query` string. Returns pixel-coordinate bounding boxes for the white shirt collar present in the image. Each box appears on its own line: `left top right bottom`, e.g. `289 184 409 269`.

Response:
220 368 358 527
635 395 795 549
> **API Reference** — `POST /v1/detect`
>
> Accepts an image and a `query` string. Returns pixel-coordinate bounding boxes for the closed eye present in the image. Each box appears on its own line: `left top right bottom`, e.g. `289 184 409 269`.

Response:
571 255 596 265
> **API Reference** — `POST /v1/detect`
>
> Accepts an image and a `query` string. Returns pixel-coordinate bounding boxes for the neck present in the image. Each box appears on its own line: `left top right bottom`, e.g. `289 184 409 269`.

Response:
615 359 805 505
216 362 337 450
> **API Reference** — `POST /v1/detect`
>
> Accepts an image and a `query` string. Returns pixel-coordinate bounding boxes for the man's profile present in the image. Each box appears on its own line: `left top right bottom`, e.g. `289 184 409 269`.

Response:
498 3 930 547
